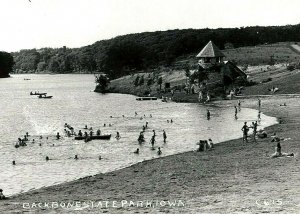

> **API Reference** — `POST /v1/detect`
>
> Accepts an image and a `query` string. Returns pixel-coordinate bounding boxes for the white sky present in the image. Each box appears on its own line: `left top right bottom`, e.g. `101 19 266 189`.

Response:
1 0 300 52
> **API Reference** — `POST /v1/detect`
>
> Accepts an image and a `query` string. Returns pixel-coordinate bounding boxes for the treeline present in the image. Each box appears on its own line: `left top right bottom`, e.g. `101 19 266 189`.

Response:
12 24 300 79
0 51 14 78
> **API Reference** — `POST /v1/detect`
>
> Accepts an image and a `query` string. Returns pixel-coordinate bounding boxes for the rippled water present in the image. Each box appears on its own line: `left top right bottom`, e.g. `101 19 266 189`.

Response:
0 74 277 196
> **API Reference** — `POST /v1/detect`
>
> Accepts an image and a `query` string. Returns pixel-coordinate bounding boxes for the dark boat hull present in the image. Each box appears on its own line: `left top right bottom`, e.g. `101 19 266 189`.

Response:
38 96 53 99
30 93 47 95
74 135 111 140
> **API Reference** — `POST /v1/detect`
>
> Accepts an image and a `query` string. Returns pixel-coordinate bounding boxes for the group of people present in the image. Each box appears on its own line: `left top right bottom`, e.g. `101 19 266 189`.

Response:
197 139 214 152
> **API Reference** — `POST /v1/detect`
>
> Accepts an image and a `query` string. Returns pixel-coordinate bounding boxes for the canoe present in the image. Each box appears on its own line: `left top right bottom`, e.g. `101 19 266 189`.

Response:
30 92 47 95
74 134 111 140
136 97 157 101
38 96 53 99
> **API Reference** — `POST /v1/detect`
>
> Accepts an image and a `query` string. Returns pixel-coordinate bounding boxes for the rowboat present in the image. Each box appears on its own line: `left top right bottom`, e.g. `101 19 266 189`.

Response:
38 95 53 99
30 92 47 95
74 134 111 140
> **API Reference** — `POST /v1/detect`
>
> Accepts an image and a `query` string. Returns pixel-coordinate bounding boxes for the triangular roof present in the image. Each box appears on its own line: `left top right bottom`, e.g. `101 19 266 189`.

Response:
196 41 225 58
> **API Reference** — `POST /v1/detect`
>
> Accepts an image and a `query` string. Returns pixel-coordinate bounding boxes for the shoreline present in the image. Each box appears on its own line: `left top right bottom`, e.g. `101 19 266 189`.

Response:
0 96 299 213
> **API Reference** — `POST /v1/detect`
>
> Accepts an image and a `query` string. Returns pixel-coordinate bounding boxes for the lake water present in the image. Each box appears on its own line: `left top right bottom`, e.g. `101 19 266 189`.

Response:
0 74 277 196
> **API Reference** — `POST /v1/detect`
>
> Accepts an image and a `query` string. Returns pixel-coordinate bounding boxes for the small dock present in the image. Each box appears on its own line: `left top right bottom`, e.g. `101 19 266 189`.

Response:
136 97 158 101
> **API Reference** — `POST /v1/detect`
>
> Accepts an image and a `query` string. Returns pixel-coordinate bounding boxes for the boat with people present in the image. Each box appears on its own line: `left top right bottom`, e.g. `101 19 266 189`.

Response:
38 95 53 99
30 92 47 95
74 134 111 140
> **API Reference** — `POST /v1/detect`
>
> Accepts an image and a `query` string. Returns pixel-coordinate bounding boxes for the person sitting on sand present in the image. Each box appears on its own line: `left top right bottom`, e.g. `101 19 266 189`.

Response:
208 139 214 149
271 142 294 158
0 189 6 200
157 147 162 155
134 148 139 154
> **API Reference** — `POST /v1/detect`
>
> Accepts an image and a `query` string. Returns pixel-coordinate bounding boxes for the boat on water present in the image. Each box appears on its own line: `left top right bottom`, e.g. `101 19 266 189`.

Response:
136 97 157 101
74 134 111 140
38 95 53 99
30 92 47 95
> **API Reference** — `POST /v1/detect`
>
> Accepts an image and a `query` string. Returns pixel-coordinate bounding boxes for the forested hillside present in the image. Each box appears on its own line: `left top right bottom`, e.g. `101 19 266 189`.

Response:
0 52 14 78
12 24 300 79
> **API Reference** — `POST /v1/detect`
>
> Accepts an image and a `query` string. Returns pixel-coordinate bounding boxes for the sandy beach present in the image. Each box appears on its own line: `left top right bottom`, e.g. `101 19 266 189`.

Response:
0 96 299 214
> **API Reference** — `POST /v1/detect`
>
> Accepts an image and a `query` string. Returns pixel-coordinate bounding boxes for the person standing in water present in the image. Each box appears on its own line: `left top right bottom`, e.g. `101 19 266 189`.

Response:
163 130 167 143
116 132 121 140
238 100 241 111
258 98 261 109
241 122 249 143
157 147 162 155
207 110 211 120
234 106 238 119
258 111 261 121
150 135 156 148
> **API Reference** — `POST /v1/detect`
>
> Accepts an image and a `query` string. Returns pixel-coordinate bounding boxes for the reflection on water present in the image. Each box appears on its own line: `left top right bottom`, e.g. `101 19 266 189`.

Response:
0 74 277 196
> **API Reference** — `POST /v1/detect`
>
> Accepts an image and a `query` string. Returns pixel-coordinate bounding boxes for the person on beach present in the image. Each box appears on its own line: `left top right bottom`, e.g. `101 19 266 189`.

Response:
56 132 60 140
234 106 238 119
163 130 167 143
116 132 121 140
271 142 294 158
134 148 139 154
251 121 258 142
157 147 162 155
96 129 101 136
0 189 6 200
241 122 249 143
208 139 214 149
207 110 211 120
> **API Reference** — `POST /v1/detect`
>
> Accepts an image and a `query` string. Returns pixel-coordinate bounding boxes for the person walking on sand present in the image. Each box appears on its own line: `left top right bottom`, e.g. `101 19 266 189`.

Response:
207 109 211 120
241 122 249 143
163 130 167 143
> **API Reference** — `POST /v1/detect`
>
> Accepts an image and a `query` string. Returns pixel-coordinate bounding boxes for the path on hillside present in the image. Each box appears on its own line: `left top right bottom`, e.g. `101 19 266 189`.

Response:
290 44 300 54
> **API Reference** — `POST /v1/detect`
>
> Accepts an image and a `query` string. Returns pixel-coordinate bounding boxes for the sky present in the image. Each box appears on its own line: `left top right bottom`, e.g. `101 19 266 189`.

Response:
1 0 300 52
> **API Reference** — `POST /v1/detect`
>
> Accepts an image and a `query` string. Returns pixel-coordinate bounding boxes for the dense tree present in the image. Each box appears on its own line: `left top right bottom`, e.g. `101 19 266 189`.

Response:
157 77 163 91
11 24 300 78
0 51 14 78
94 74 110 93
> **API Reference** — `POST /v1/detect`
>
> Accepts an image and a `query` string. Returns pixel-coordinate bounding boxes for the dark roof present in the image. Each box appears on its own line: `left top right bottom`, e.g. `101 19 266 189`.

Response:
196 41 225 58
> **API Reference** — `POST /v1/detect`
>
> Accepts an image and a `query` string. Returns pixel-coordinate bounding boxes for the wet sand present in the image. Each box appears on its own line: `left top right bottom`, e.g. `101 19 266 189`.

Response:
0 96 299 213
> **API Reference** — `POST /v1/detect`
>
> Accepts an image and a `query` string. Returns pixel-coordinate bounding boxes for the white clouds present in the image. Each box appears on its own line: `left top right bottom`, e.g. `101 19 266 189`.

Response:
0 0 299 52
